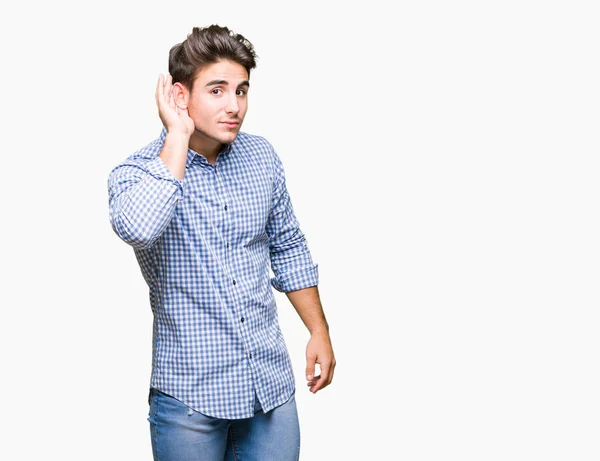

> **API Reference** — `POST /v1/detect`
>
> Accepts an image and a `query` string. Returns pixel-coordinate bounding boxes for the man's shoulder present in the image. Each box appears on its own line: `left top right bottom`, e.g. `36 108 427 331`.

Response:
107 133 164 183
128 136 163 162
234 131 276 158
112 134 163 171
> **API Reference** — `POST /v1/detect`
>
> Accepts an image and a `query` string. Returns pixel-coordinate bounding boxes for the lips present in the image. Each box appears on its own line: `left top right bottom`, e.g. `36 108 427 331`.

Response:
221 121 239 126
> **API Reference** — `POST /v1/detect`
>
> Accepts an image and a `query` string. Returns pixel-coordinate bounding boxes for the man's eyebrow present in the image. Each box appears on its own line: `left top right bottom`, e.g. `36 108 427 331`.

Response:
204 79 250 88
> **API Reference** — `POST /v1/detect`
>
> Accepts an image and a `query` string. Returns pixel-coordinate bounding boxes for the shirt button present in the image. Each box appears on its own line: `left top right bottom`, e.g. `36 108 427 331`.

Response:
224 205 228 210
226 242 229 248
240 317 245 323
233 279 236 285
249 353 253 359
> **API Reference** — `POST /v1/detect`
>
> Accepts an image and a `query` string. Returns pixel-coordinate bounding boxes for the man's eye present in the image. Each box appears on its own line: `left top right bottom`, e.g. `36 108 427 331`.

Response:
237 89 247 96
212 88 222 95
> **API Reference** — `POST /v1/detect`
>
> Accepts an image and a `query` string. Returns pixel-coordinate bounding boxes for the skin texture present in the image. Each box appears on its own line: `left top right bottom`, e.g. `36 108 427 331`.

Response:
173 59 249 164
286 286 336 393
155 59 336 394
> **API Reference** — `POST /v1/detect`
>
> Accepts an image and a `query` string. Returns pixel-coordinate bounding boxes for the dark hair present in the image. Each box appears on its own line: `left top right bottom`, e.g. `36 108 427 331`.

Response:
168 25 258 94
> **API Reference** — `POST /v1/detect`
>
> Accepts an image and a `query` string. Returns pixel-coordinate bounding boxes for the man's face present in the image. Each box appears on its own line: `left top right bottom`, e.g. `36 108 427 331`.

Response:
185 59 249 147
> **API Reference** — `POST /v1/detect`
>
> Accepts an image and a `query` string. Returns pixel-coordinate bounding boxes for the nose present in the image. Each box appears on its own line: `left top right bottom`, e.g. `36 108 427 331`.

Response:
225 92 239 115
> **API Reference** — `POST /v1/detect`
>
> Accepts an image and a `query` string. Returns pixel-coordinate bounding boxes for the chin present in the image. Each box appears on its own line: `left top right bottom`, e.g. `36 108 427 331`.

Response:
221 131 240 143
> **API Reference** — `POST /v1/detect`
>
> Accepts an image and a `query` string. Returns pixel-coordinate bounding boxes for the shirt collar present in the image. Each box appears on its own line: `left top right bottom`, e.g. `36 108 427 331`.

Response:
159 127 233 168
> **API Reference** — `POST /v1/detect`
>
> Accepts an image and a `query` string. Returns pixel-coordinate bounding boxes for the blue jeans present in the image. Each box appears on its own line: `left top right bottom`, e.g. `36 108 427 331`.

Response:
147 387 300 461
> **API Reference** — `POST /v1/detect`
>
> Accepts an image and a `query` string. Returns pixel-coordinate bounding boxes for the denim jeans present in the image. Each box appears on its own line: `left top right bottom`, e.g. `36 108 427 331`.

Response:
147 387 300 461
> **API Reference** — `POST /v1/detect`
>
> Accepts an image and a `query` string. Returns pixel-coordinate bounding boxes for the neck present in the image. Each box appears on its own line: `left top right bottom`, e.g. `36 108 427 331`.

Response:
189 131 226 165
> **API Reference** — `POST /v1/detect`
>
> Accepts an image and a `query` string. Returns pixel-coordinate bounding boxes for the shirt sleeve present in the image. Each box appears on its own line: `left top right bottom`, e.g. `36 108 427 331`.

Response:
266 145 319 293
107 155 184 250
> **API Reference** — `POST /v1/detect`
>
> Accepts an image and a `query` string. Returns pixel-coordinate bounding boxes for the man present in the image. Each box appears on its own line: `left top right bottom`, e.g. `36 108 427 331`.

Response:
107 24 335 460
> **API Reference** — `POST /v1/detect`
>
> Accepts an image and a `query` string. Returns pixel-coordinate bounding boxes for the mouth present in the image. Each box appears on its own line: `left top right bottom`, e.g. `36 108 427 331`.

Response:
221 121 239 128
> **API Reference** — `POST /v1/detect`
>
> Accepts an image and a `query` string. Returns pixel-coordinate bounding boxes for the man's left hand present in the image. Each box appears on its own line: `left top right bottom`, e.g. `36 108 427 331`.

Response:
305 331 336 393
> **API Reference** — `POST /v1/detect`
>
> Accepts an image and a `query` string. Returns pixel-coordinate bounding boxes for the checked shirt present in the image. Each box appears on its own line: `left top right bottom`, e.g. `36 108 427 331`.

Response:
107 127 318 419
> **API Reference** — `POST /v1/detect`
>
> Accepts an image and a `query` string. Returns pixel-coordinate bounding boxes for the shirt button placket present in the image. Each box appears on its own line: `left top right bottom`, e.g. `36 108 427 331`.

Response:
216 167 250 364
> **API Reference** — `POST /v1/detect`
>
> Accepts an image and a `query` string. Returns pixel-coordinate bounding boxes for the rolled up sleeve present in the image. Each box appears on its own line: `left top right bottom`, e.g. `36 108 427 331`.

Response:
266 146 319 293
108 155 184 250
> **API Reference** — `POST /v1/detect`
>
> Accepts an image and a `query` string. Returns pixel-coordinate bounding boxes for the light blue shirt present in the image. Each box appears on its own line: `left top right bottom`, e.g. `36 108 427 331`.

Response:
107 127 318 419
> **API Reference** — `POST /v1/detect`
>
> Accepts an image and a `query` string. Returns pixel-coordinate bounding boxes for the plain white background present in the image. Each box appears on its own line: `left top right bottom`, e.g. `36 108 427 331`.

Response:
1 0 599 459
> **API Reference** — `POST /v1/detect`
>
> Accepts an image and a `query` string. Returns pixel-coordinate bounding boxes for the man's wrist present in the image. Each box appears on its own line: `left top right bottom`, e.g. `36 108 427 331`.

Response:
310 324 330 336
165 131 191 146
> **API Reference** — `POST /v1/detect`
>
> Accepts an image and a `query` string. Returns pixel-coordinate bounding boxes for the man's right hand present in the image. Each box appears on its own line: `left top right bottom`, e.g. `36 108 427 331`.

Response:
155 74 195 138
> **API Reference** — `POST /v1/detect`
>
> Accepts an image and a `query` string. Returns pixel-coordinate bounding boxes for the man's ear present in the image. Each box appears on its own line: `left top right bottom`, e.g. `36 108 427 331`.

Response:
172 82 189 109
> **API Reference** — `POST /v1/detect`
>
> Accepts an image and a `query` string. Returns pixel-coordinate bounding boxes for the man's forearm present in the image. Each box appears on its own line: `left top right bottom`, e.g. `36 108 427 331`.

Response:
159 131 190 180
285 286 329 335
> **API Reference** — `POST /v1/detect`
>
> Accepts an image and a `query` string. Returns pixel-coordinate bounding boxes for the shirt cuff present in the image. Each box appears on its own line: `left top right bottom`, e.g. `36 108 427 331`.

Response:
270 264 319 293
144 156 185 195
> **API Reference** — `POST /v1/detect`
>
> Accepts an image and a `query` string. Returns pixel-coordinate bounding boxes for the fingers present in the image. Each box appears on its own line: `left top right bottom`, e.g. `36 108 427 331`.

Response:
306 354 316 384
307 358 336 393
156 73 173 107
165 74 173 107
309 361 331 393
155 73 163 106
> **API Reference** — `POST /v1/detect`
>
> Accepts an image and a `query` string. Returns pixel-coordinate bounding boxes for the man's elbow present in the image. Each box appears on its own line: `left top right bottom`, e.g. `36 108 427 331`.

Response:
110 212 158 250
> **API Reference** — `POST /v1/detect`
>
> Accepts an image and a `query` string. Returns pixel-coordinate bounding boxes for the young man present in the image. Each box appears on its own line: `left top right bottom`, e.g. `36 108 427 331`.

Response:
107 25 335 460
